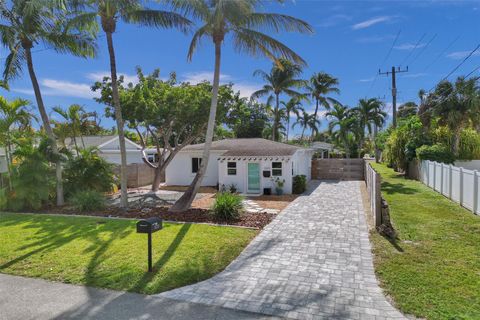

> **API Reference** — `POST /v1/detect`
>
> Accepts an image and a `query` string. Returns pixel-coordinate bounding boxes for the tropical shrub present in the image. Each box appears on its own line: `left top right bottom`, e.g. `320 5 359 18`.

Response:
416 144 455 164
458 128 480 160
63 148 116 196
70 190 106 212
292 175 307 194
0 187 7 210
212 192 244 220
9 144 55 210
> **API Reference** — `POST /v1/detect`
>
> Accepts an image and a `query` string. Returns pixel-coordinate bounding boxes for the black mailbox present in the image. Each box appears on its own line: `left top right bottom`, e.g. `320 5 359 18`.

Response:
136 217 163 272
136 217 162 234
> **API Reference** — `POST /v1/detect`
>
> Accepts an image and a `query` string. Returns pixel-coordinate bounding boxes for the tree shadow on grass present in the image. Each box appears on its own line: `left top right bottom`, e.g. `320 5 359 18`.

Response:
381 181 418 195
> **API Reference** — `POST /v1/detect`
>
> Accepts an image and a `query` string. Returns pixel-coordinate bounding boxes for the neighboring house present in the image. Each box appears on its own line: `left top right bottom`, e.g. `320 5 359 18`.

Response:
165 138 314 195
311 141 335 158
0 148 7 173
64 135 156 165
455 160 480 171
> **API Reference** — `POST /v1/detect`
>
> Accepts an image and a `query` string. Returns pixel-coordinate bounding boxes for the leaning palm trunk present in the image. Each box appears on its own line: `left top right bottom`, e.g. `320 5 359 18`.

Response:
105 31 128 208
24 44 64 206
272 93 280 141
311 98 319 140
171 41 222 212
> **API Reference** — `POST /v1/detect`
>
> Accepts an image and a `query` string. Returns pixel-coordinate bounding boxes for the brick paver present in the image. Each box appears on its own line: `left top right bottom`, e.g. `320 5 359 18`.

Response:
160 181 405 319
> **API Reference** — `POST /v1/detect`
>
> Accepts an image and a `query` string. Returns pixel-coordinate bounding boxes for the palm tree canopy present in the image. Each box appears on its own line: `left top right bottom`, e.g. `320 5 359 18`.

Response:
281 96 304 118
166 0 313 64
251 58 307 99
0 0 98 81
307 72 340 109
353 98 386 135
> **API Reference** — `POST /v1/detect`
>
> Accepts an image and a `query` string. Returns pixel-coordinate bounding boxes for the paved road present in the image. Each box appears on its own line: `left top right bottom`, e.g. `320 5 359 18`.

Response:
161 181 406 320
0 273 277 320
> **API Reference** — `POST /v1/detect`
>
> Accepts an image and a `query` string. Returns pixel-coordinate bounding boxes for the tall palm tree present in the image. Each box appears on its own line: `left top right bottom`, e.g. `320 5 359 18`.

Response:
0 97 32 190
293 110 315 140
252 59 306 141
353 98 386 152
0 0 97 205
306 72 340 138
326 104 356 158
52 104 87 154
281 96 304 141
70 0 192 208
169 0 313 212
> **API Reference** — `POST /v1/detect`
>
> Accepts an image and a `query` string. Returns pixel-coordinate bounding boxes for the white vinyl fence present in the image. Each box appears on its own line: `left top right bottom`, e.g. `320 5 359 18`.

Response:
419 160 480 215
365 161 382 226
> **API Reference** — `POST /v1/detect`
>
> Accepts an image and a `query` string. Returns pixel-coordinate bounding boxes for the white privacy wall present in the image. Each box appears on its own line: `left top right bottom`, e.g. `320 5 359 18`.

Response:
419 160 479 215
165 151 222 186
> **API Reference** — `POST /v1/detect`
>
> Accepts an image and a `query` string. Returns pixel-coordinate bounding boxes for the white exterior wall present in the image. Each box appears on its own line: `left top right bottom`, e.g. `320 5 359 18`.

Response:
0 156 7 173
165 151 222 186
218 158 294 195
99 151 144 165
292 149 314 181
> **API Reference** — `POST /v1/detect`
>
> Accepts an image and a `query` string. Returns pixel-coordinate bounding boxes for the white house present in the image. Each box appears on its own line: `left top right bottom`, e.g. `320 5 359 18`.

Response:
165 138 314 195
64 135 157 165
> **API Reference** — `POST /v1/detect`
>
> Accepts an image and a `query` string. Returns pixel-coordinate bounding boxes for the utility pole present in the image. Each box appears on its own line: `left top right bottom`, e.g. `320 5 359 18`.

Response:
379 66 408 128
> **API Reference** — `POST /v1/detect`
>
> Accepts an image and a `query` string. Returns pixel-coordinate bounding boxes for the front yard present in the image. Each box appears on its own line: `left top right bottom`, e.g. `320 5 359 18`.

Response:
0 213 256 294
370 163 480 320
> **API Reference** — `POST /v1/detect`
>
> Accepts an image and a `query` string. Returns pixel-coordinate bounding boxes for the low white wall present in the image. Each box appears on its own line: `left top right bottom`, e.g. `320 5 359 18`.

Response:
0 156 7 173
455 160 480 171
419 160 479 215
165 151 221 187
364 161 382 226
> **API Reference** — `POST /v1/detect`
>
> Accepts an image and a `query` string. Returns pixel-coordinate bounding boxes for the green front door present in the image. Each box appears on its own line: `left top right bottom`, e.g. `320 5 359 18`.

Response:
247 163 260 193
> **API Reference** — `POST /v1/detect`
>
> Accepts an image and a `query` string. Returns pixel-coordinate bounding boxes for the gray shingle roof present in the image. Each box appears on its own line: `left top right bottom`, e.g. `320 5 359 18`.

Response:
183 138 302 156
64 135 117 148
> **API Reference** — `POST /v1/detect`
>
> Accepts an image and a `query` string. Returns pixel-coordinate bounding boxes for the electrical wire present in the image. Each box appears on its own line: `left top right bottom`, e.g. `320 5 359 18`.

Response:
408 33 437 67
423 35 460 72
400 33 426 67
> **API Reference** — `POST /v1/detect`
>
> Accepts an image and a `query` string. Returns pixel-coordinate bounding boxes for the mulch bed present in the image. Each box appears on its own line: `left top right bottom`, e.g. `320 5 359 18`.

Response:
31 206 275 229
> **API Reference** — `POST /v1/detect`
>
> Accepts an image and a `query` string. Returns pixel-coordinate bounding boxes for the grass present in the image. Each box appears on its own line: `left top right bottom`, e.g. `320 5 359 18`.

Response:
370 163 480 320
0 212 257 294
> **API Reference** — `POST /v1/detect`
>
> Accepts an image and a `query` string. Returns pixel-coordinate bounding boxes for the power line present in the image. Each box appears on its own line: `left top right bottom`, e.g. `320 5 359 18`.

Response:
366 30 401 97
423 35 460 72
408 33 437 67
400 33 426 67
439 43 480 82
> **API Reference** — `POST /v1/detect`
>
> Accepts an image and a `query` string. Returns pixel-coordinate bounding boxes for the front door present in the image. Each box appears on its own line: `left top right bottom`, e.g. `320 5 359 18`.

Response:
247 163 260 194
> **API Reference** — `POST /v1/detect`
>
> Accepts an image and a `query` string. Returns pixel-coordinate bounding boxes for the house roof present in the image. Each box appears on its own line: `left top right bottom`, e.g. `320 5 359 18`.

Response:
311 141 334 151
183 138 303 156
64 135 141 150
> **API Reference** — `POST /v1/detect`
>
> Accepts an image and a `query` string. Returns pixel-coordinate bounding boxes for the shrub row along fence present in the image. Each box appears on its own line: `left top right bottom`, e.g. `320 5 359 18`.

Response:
419 160 480 215
364 161 382 227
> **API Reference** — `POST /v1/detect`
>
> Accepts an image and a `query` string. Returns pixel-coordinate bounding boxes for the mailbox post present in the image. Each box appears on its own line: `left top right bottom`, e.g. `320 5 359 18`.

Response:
136 217 163 272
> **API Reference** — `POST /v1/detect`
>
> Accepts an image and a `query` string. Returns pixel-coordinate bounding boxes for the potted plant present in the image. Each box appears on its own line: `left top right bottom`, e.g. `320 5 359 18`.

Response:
271 177 285 195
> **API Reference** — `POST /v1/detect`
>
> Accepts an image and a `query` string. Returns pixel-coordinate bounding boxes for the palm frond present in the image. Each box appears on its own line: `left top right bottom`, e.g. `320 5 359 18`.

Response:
245 13 313 34
187 23 211 61
123 9 193 33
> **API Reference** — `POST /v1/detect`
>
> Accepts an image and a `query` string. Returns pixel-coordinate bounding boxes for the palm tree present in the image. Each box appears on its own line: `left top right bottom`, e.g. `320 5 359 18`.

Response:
353 98 386 153
169 0 313 212
306 72 340 139
281 97 304 141
252 59 306 141
52 104 87 154
326 104 356 158
293 110 314 140
70 0 192 208
0 0 97 205
0 97 32 190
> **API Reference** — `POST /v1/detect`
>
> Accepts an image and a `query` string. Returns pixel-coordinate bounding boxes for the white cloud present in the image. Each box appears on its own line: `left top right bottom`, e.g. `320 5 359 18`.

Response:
317 14 352 28
352 16 392 30
181 71 259 98
358 77 375 83
13 79 96 99
446 50 480 60
86 71 138 85
394 43 426 50
400 72 427 78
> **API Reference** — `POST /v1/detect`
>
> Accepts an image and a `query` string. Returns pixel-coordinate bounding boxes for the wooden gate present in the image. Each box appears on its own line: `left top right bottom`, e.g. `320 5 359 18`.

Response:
311 159 365 180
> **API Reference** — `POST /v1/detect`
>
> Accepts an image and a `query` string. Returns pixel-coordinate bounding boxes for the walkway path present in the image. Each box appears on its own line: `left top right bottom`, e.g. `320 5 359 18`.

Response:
161 181 406 320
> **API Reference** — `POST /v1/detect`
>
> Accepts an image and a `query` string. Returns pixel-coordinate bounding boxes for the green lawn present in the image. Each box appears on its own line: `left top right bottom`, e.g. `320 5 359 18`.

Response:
370 163 480 320
0 213 257 294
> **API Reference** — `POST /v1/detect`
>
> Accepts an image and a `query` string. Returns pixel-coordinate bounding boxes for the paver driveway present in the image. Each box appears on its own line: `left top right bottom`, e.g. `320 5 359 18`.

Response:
161 180 405 320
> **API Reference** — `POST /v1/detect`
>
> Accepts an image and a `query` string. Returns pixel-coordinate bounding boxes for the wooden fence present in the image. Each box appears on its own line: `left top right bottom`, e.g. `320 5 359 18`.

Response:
311 159 365 180
364 161 382 227
419 160 480 215
113 163 163 188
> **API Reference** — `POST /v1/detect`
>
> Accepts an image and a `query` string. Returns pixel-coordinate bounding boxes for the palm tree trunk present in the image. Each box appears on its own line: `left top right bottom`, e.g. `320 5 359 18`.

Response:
105 31 128 208
272 93 279 141
171 41 222 212
24 45 64 206
301 126 305 140
311 98 319 140
374 124 380 163
5 141 12 191
286 111 290 141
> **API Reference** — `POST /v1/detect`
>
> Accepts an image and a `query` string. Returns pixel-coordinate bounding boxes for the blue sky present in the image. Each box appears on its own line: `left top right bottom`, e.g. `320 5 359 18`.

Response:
2 0 480 135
